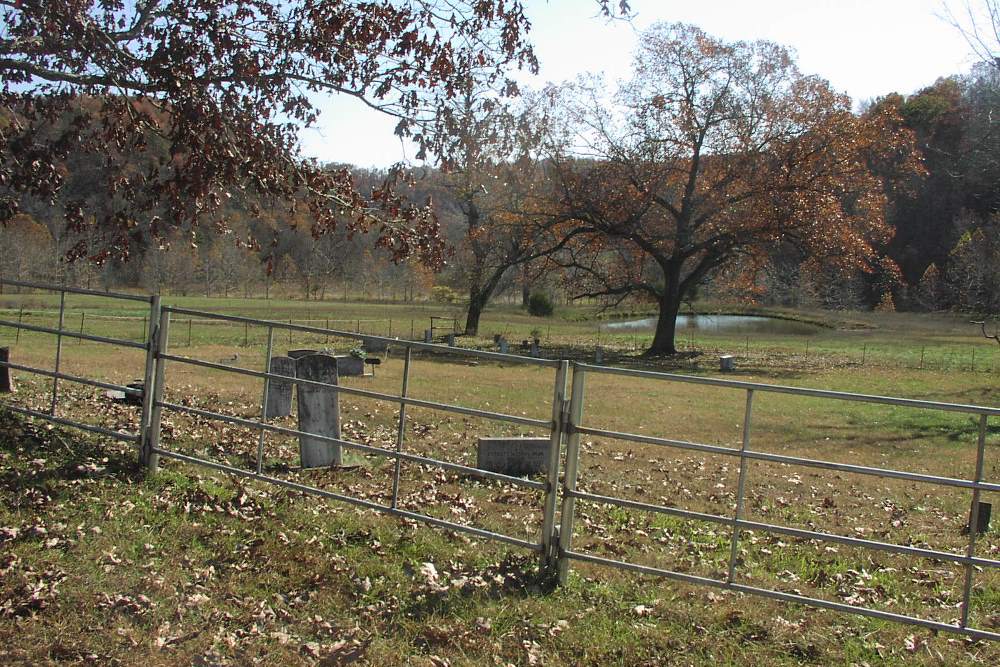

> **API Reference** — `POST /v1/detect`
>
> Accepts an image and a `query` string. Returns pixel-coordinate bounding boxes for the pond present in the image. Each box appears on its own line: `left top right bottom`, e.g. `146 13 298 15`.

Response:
600 314 821 336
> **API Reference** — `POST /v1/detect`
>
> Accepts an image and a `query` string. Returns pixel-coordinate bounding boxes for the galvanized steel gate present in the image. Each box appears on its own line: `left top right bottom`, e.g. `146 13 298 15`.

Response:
1 279 998 641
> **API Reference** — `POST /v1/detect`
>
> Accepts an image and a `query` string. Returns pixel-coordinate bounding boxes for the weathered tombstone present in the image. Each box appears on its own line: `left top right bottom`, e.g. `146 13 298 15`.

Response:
498 338 509 354
530 341 540 357
125 380 145 407
288 349 317 360
970 501 992 535
265 356 296 418
334 355 364 376
361 336 389 355
423 329 433 343
295 353 342 468
477 437 551 476
719 355 735 372
594 347 604 365
0 347 14 393
447 333 456 347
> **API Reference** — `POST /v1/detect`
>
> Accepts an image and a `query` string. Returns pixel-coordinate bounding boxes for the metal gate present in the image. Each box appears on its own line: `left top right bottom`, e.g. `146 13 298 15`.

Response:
1 279 997 641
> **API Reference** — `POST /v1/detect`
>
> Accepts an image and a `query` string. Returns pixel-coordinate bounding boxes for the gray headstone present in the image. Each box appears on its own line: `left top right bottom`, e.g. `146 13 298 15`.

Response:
970 501 992 534
288 349 317 360
477 437 551 476
265 356 295 418
719 355 735 372
498 339 509 354
362 336 388 354
530 341 540 357
594 347 603 365
423 329 433 343
447 333 456 347
295 353 342 468
1 347 15 393
334 355 364 377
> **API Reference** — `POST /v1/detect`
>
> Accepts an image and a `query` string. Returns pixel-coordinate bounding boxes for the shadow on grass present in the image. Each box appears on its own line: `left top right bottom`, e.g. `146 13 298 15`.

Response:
0 408 142 509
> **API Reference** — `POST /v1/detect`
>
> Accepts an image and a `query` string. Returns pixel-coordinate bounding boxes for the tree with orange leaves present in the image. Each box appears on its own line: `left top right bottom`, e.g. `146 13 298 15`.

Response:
541 23 922 355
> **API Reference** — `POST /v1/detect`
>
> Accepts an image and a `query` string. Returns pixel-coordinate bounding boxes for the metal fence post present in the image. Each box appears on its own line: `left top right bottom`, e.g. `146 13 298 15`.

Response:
727 388 754 583
255 326 275 474
49 290 66 415
138 296 161 464
390 345 413 509
143 309 171 473
541 360 569 574
960 414 989 628
556 362 586 585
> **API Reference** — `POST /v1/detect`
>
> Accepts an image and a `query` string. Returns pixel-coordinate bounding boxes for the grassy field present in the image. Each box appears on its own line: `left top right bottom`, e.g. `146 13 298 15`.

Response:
1 291 999 665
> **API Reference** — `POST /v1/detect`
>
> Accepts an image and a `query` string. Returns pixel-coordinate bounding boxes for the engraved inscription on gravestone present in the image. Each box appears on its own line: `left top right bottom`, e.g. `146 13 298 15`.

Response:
295 353 342 468
476 437 551 476
265 356 295 418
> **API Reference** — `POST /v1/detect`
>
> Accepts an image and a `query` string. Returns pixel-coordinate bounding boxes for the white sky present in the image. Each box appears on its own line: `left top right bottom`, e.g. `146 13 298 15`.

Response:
298 0 980 168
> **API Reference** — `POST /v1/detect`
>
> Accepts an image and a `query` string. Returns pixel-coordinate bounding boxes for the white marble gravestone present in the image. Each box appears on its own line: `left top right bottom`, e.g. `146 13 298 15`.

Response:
295 353 342 468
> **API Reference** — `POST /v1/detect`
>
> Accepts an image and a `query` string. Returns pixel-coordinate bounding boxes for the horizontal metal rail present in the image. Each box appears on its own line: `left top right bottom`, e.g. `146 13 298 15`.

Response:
156 399 548 491
568 489 1000 569
576 363 1000 416
0 403 139 442
158 352 551 428
0 318 148 349
0 278 153 303
162 305 561 367
573 424 1000 493
153 448 543 553
0 359 141 396
563 550 1000 643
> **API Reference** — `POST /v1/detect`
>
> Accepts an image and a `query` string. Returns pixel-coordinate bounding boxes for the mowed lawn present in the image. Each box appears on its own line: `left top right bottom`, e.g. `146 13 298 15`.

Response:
1 292 998 665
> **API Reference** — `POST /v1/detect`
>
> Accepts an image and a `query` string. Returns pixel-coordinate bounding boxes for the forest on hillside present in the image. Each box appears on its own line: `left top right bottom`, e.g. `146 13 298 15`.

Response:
1 3 998 354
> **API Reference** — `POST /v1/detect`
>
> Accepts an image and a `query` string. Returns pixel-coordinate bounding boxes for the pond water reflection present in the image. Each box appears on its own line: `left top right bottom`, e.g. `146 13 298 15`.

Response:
601 314 820 336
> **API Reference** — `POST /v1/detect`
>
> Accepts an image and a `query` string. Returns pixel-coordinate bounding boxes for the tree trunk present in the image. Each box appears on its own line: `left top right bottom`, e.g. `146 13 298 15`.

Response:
647 263 682 355
464 290 487 336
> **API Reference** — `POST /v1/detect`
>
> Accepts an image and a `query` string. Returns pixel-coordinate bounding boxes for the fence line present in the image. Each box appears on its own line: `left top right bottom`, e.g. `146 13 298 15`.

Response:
556 361 999 642
0 278 997 642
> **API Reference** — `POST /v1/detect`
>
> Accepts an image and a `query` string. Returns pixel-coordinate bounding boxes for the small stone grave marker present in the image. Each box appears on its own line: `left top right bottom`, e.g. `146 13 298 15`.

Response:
424 329 433 343
594 347 604 365
0 347 14 393
265 356 296 418
295 353 342 468
720 355 735 372
477 437 551 476
447 333 456 347
362 336 389 355
334 355 364 376
970 501 992 535
498 339 509 354
530 341 540 357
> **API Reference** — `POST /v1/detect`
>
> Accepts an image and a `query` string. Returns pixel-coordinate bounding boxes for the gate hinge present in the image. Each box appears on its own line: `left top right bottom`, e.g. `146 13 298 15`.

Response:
558 398 573 434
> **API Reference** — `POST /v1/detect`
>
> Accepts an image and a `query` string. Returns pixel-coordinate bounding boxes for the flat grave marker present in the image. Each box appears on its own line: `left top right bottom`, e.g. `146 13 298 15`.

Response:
477 436 551 476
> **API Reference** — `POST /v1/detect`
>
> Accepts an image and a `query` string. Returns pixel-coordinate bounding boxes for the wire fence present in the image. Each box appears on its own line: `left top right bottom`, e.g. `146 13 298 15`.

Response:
1 278 998 642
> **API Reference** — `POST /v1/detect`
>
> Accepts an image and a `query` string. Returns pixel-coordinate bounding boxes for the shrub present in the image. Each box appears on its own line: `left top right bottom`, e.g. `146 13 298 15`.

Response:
527 292 554 317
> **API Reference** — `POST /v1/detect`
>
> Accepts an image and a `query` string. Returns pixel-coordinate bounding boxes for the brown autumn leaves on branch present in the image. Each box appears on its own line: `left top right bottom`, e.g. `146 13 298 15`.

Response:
0 0 561 268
